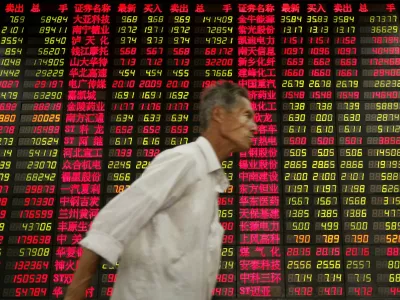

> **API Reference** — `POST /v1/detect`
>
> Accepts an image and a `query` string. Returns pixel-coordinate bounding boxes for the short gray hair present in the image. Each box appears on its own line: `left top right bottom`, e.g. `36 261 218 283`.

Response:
199 81 249 132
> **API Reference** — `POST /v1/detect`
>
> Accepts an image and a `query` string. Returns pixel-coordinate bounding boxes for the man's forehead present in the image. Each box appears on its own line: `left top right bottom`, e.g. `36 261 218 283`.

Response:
237 97 253 111
237 96 251 106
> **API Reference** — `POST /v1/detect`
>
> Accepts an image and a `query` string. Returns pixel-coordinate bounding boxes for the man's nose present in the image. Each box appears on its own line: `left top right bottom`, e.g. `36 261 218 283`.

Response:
251 121 258 132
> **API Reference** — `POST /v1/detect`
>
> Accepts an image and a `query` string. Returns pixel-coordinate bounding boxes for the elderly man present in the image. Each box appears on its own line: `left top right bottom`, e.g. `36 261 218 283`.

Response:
65 81 257 300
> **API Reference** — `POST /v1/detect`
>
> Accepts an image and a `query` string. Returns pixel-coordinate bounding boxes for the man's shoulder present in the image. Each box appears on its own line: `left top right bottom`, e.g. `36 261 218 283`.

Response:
162 141 199 158
151 142 201 182
153 141 199 166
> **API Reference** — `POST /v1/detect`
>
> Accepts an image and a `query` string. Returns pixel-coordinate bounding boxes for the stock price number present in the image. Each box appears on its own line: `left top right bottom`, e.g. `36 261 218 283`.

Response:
370 26 398 33
165 137 189 146
317 287 343 296
9 235 52 245
204 69 232 77
309 80 331 88
38 26 67 34
7 247 51 258
282 80 304 88
376 260 400 270
118 36 138 44
138 114 161 122
165 114 189 122
37 48 66 56
108 184 130 194
110 125 134 134
372 196 400 205
107 173 131 182
216 273 235 283
17 197 55 207
0 48 22 57
112 91 135 100
165 69 188 78
0 37 23 45
316 234 340 244
288 273 312 283
3 273 48 284
373 222 400 231
137 137 160 146
2 288 47 298
109 137 133 146
107 161 131 170
317 273 342 283
1 59 19 70
287 287 313 297
116 25 137 34
166 91 189 100
346 260 371 272
165 126 188 134
347 273 372 283
0 92 18 100
13 210 54 219
111 114 134 122
139 92 162 100
344 222 368 231
137 125 160 134
9 222 52 232
316 220 339 231
286 221 311 231
169 26 190 34
212 287 234 297
377 273 400 283
1 26 24 34
7 260 50 271
136 148 160 158
219 260 235 270
308 26 329 34
15 173 57 182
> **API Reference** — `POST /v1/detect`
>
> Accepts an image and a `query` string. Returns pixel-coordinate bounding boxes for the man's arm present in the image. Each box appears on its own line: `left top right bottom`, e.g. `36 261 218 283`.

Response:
64 248 100 300
65 150 196 299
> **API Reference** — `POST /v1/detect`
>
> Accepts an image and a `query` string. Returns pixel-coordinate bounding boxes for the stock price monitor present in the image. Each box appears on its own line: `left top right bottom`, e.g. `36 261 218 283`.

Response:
0 0 400 299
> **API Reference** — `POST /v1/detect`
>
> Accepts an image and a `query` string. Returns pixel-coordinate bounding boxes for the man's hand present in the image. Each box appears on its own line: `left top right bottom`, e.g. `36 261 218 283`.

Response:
64 248 100 300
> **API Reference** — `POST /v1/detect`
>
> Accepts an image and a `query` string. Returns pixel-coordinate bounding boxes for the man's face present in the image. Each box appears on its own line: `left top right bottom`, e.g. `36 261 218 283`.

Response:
219 97 257 152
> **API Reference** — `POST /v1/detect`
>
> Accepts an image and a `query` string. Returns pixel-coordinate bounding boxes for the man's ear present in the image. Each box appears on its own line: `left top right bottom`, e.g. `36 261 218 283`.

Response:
211 106 225 124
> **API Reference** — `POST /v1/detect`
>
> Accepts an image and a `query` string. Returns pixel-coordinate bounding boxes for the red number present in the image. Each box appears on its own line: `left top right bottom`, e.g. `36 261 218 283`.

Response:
289 137 306 145
223 235 234 244
284 69 304 77
173 48 190 55
316 137 335 145
313 58 330 66
311 69 331 77
145 47 162 55
106 287 113 297
345 137 362 145
338 58 357 66
0 80 19 88
0 198 7 206
119 47 137 55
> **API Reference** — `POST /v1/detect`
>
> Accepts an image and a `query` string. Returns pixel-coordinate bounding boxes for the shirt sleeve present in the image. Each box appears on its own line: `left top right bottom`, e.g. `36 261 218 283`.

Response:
79 150 196 265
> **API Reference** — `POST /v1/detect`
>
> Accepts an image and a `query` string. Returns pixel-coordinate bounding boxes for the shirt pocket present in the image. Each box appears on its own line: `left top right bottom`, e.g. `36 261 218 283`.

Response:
207 222 224 296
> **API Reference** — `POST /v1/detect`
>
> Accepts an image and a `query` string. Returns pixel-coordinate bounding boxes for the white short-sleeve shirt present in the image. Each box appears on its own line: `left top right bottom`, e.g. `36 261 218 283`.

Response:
79 136 229 300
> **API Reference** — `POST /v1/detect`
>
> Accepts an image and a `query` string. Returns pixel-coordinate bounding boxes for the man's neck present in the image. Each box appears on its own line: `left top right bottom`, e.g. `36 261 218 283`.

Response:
201 133 233 163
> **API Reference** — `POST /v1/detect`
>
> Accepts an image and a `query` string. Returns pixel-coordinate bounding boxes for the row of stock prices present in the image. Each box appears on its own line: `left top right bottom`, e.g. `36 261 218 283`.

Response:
1 1 400 299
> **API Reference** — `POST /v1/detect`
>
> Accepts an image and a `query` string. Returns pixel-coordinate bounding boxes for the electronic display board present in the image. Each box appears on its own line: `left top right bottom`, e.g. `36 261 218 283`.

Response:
0 1 400 299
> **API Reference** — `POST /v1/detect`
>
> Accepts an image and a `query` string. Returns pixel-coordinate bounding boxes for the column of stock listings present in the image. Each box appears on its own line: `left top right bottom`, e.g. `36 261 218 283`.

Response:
1 0 400 299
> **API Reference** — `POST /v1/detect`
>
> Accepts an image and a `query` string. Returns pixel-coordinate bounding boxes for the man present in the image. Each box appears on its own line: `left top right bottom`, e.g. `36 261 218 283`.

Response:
65 81 257 300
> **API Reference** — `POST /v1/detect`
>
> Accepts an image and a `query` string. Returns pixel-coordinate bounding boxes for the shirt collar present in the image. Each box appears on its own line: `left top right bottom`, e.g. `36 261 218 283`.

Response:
196 136 230 192
196 136 222 173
